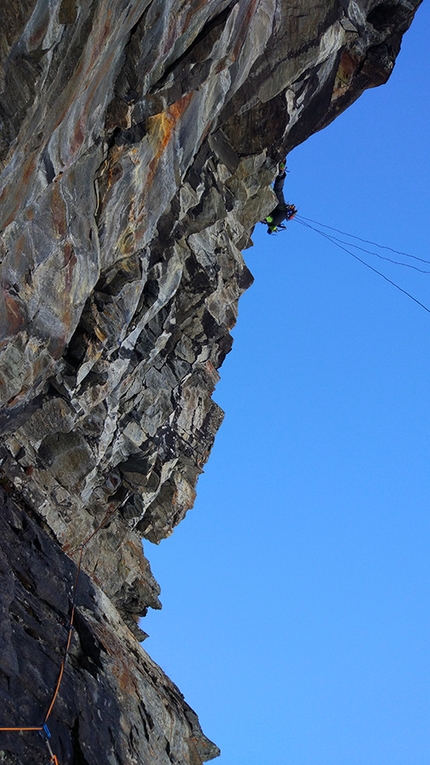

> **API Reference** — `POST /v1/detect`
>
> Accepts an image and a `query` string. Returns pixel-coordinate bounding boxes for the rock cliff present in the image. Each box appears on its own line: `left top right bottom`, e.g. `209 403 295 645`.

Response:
0 0 421 762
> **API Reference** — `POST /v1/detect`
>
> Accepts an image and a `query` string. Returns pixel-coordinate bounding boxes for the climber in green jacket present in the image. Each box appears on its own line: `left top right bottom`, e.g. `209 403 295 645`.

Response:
263 160 297 234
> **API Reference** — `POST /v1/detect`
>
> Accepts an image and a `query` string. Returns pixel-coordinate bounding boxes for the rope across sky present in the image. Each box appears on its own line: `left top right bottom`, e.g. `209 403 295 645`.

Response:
294 215 430 316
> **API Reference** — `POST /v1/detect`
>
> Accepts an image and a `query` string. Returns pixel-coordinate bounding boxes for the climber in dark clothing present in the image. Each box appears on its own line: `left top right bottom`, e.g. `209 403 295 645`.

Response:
263 161 297 234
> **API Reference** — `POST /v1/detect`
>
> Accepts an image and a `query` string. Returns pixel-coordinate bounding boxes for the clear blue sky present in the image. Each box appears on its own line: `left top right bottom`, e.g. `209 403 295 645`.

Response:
143 5 430 764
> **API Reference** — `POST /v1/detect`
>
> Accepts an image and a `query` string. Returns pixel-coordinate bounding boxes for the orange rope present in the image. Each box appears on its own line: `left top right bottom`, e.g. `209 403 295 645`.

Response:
69 502 122 555
84 508 116 544
0 496 130 756
44 545 83 723
0 726 43 731
0 725 60 763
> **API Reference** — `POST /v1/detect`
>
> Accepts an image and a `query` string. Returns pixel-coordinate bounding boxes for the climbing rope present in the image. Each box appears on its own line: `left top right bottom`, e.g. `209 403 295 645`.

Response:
302 228 430 274
0 494 130 762
294 215 430 316
296 214 430 265
42 544 84 726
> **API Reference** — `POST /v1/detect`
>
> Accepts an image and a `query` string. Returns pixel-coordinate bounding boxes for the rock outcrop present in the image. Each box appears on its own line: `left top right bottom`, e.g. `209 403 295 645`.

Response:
0 0 421 762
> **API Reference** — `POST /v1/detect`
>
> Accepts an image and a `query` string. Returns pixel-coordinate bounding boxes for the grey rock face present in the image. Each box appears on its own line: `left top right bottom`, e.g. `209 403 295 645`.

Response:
0 0 420 761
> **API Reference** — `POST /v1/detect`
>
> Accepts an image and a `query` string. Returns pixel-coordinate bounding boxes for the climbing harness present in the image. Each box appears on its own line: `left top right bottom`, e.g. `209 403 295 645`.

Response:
263 159 297 233
0 494 130 763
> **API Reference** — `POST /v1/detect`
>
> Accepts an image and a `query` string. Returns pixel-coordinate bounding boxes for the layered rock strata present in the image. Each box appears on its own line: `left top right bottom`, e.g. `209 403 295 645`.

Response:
0 0 420 762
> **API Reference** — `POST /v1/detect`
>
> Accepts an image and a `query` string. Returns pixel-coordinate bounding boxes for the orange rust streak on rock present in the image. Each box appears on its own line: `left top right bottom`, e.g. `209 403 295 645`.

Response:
185 0 208 28
72 120 85 155
0 291 26 344
2 155 37 229
51 58 86 136
4 294 23 325
88 11 112 71
232 0 260 59
52 183 68 238
28 13 49 49
49 28 111 159
147 92 194 184
48 334 70 360
163 17 178 56
91 621 141 696
7 387 29 407
63 242 77 292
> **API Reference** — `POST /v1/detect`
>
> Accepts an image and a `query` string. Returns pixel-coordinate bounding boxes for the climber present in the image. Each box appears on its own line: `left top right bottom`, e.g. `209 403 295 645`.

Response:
263 160 297 234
